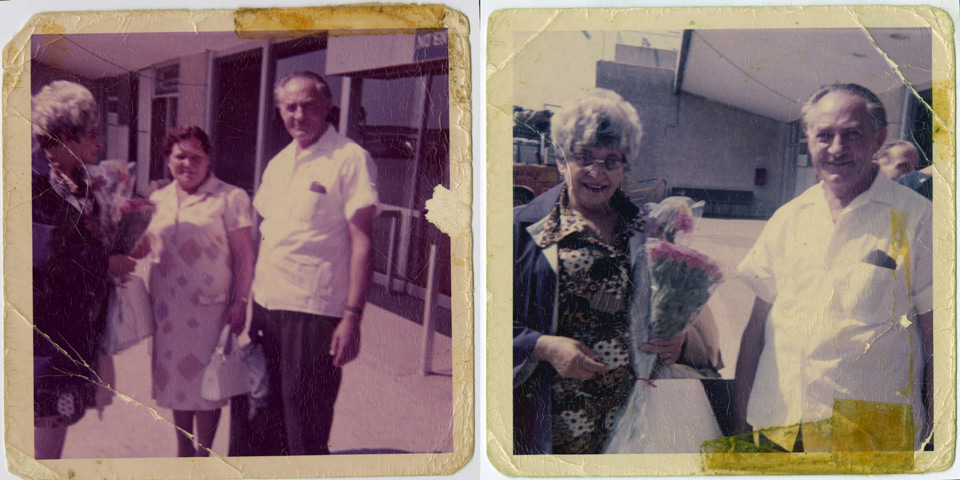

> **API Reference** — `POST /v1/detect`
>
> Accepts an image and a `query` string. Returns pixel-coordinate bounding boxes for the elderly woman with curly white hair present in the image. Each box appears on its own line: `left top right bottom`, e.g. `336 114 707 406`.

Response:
512 89 715 454
31 80 135 458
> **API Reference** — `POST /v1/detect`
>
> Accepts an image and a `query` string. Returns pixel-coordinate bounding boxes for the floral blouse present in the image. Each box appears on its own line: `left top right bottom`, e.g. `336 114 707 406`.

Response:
532 188 647 454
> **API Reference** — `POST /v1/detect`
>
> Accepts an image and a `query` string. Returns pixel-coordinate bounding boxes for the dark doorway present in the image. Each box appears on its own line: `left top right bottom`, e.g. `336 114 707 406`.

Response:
149 96 177 182
212 49 262 194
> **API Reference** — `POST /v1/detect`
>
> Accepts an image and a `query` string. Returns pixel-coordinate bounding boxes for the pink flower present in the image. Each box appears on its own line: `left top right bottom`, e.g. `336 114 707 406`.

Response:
119 198 156 214
674 213 694 233
648 240 723 281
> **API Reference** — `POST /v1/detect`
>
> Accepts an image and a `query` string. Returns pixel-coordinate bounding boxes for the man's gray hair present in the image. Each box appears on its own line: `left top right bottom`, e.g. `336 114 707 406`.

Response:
801 83 887 132
32 80 99 149
551 89 644 165
273 71 333 104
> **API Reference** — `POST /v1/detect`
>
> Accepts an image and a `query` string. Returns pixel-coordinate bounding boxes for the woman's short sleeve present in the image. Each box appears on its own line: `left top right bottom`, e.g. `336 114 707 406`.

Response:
223 187 254 233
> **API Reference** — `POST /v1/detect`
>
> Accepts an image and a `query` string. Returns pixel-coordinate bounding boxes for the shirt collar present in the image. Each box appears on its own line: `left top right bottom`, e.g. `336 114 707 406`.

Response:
800 169 893 213
529 185 645 248
846 170 896 211
294 124 338 160
175 174 220 205
48 164 92 206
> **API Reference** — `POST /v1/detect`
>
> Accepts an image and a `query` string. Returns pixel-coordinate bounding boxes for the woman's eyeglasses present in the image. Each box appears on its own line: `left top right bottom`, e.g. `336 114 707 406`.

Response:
567 151 627 171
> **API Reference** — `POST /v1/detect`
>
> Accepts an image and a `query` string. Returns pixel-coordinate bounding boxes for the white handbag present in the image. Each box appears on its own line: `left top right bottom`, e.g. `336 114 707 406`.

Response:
201 326 251 401
103 276 155 355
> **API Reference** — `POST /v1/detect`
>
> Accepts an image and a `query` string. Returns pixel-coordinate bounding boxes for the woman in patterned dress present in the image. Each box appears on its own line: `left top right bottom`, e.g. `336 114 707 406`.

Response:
32 81 138 458
135 126 255 456
513 89 717 454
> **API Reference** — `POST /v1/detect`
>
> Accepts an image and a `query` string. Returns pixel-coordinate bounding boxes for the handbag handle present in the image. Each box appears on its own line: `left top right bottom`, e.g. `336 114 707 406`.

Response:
216 325 234 355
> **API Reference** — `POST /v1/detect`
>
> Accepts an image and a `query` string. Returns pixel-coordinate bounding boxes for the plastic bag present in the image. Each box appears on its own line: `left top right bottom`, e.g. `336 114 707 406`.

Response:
102 276 154 355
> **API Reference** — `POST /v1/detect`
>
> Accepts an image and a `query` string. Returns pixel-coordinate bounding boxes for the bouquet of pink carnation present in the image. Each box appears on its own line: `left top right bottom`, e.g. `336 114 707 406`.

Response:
114 197 156 254
89 161 155 254
647 240 723 339
605 202 723 454
90 161 157 356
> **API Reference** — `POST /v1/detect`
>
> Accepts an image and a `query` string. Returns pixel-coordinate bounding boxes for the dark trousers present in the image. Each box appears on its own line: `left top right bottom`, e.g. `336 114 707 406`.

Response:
229 302 343 456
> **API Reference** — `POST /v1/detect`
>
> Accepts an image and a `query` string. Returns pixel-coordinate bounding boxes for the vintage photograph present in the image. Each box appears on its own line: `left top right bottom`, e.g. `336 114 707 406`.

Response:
488 6 954 476
4 6 471 479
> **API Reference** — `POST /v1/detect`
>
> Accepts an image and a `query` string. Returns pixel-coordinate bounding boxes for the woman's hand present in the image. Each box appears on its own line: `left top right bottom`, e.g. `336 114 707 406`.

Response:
640 328 687 367
222 301 246 335
532 335 609 380
128 235 152 260
108 255 136 276
226 227 255 335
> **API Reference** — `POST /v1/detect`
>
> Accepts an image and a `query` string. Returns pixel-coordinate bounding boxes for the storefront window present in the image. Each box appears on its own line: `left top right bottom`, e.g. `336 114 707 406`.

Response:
356 66 449 296
359 75 426 209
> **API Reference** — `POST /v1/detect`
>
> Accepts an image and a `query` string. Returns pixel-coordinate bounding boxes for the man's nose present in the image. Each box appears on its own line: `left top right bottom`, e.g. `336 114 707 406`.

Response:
827 135 844 156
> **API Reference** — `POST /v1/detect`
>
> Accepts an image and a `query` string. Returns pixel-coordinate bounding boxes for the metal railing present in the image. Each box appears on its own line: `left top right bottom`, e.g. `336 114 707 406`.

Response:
624 177 668 205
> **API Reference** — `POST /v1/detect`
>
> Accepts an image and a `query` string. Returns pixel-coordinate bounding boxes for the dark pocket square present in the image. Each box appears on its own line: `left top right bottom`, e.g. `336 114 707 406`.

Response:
309 181 326 194
862 249 897 269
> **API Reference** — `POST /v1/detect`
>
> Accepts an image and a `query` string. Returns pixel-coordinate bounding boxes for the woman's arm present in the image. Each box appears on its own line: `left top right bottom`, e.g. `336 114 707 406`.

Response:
222 226 255 334
532 335 609 380
127 234 152 259
680 306 721 369
109 235 150 277
108 255 136 276
640 305 722 369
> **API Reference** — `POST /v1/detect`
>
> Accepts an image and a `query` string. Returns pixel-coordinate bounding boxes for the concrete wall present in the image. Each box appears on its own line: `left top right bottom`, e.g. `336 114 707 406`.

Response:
597 61 788 217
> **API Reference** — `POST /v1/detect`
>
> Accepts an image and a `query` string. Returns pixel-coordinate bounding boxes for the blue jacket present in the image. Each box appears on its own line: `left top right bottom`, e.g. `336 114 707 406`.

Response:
32 157 109 397
513 184 648 454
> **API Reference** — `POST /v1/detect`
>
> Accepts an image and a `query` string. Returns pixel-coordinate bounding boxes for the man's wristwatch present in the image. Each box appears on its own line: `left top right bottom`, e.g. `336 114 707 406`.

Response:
344 305 364 317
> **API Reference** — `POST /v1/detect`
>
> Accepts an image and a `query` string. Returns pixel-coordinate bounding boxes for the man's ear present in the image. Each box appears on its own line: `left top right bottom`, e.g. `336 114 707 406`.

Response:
874 126 888 151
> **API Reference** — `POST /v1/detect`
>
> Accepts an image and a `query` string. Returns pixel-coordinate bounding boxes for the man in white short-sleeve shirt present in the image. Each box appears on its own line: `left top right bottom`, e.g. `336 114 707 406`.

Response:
733 84 933 450
235 71 378 456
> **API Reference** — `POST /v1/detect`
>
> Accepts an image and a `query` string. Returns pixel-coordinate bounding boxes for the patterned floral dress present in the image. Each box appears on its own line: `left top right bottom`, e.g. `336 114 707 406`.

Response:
147 175 252 411
537 190 646 454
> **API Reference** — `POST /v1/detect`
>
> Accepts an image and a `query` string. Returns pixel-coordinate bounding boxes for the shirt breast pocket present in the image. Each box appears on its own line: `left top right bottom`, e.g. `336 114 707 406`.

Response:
296 185 337 225
840 262 912 323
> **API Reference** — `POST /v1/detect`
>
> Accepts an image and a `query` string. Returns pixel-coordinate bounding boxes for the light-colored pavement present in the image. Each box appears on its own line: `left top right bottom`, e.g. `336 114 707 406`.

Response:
62 303 453 458
685 218 767 379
